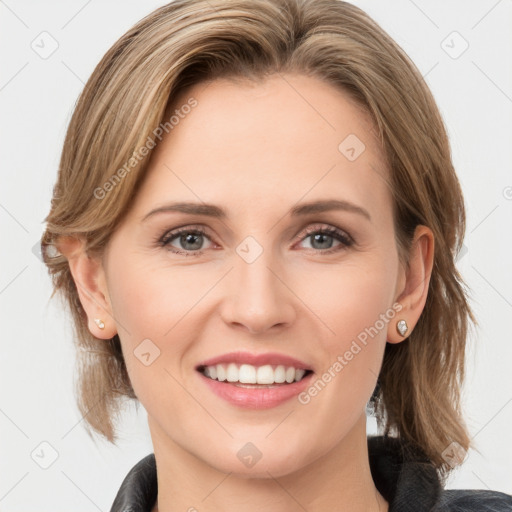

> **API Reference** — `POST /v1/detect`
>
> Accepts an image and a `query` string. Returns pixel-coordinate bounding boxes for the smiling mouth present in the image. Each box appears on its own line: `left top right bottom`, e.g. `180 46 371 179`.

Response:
197 363 314 386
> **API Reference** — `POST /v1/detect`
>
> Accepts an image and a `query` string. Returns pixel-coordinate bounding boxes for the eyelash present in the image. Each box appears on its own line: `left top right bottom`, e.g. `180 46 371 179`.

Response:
156 224 354 257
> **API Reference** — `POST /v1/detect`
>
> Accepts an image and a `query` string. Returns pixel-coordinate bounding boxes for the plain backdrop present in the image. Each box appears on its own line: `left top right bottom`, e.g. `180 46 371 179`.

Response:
1 1 511 510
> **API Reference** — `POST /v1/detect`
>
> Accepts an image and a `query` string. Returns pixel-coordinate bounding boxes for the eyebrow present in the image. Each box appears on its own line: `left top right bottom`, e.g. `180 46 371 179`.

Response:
141 199 371 222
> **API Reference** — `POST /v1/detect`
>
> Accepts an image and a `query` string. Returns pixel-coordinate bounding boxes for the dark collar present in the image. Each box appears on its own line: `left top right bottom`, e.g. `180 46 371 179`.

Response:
110 435 444 512
367 435 441 511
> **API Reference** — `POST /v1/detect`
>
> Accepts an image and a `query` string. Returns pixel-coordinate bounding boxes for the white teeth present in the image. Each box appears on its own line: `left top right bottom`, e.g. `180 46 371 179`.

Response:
216 364 226 382
201 363 309 384
239 364 256 383
285 366 296 383
257 365 275 384
226 363 239 382
274 365 286 383
208 365 217 380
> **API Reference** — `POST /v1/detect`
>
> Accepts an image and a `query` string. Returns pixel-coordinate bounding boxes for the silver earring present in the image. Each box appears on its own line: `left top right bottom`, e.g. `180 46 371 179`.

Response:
94 318 105 330
396 319 408 337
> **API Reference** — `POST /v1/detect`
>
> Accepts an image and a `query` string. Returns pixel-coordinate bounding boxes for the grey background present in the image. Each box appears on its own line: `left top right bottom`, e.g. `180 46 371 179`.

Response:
1 0 511 510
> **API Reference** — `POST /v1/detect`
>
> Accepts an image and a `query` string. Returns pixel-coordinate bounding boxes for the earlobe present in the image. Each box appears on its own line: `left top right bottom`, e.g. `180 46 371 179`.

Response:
57 236 117 340
387 225 435 344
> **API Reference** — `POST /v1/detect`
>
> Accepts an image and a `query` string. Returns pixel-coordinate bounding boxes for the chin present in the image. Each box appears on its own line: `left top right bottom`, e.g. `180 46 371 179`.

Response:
198 438 313 479
214 455 305 480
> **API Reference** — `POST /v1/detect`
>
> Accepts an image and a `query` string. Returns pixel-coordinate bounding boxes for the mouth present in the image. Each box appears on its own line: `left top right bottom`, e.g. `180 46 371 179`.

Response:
196 363 314 387
195 352 316 409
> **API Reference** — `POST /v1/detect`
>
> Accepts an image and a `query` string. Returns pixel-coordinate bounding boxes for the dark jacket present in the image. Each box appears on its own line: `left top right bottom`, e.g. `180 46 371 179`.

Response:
110 435 512 511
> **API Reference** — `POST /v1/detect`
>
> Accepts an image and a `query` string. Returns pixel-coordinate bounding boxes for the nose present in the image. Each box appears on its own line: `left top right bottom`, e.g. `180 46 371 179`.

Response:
220 249 296 335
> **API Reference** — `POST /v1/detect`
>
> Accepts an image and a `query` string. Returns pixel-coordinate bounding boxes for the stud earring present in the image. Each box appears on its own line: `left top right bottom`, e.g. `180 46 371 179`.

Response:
94 318 105 330
396 319 408 337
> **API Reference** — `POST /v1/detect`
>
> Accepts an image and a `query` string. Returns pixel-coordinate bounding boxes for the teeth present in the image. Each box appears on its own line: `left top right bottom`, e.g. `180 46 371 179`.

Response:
202 363 308 384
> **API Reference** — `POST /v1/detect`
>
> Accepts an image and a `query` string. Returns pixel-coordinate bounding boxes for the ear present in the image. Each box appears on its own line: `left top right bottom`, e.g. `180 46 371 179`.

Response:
387 225 434 344
57 236 117 340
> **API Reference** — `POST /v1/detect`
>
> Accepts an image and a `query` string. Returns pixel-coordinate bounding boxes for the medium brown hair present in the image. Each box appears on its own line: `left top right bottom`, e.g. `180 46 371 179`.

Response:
41 0 476 483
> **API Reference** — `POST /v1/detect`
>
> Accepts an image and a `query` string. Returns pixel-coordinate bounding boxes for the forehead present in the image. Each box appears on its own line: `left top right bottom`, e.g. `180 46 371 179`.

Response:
130 73 391 221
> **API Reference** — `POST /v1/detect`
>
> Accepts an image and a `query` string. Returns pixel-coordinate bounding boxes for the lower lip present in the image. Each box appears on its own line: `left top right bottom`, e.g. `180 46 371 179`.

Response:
198 371 314 409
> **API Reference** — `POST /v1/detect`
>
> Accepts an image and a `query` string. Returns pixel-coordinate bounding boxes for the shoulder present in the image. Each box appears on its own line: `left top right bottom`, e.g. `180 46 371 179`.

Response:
435 488 512 511
110 453 157 512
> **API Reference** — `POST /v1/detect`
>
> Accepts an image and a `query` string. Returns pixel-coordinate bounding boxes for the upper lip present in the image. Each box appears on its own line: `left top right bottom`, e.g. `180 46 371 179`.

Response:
195 351 314 371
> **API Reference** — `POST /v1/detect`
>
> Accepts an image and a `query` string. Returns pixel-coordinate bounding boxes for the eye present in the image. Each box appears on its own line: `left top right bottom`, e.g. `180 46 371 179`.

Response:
294 224 354 254
158 225 213 256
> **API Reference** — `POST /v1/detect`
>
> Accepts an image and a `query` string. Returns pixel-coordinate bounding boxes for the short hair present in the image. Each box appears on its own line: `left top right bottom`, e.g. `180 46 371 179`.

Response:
41 0 476 483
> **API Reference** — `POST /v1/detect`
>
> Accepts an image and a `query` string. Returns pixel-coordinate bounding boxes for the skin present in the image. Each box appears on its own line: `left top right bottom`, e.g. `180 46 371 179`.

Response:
60 73 434 512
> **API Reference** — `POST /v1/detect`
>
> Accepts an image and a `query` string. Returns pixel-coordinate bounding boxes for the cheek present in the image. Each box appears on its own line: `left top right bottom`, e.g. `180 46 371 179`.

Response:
104 254 195 393
297 256 396 411
301 254 397 350
107 254 199 342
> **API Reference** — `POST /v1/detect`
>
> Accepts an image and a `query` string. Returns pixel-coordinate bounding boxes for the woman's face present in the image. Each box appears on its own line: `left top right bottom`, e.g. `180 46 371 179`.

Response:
101 73 409 476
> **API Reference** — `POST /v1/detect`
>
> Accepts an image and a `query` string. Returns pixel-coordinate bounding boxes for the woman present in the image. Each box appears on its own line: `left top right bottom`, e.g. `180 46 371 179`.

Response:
40 0 512 511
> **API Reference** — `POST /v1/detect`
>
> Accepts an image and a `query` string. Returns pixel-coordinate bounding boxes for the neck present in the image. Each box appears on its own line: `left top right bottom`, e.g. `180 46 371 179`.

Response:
149 413 388 512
